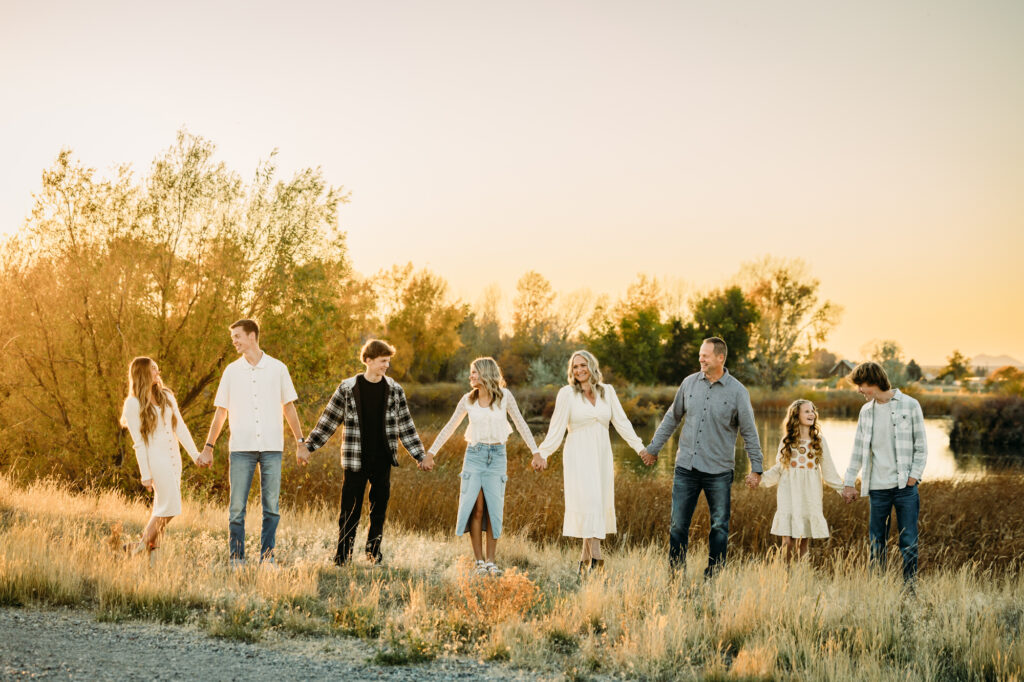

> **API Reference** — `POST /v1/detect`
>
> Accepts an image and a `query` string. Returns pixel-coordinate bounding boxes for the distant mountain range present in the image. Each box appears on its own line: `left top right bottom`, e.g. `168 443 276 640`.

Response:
971 354 1024 369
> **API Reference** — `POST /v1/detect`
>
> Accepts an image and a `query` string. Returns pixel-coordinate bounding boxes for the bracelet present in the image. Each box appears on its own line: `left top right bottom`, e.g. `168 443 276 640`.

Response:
205 442 215 449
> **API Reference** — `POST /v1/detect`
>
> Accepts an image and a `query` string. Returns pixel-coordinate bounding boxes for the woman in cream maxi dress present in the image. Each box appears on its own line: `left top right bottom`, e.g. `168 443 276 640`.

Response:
537 351 645 569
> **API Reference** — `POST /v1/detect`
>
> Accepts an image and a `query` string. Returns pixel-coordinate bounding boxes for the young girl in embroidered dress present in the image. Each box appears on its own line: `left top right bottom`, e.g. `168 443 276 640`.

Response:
759 399 844 560
427 357 540 576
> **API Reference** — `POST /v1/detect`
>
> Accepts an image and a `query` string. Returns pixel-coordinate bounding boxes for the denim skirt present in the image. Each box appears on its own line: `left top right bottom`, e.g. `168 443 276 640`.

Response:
456 443 508 538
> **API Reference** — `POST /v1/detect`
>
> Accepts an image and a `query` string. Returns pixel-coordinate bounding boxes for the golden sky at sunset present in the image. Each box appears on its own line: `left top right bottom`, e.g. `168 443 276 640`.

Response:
2 1 1022 366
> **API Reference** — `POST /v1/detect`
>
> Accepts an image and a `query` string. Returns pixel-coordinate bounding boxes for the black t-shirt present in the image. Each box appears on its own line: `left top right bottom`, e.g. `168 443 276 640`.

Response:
357 375 389 464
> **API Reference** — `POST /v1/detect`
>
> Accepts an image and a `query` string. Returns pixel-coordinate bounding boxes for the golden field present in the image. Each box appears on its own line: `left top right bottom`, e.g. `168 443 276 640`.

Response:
1 471 1022 681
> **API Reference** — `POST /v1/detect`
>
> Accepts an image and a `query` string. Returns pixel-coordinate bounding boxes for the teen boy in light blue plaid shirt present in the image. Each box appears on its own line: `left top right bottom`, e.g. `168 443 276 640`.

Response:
842 361 927 581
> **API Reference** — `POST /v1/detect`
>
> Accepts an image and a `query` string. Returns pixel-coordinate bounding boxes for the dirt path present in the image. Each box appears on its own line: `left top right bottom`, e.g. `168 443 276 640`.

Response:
0 607 557 681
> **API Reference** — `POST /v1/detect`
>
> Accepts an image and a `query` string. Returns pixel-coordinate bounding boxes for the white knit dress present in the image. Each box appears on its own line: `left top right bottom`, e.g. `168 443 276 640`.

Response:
121 393 201 517
761 436 844 539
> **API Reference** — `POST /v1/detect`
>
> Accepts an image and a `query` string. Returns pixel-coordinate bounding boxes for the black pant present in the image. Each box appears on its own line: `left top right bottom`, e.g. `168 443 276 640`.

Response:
335 461 392 564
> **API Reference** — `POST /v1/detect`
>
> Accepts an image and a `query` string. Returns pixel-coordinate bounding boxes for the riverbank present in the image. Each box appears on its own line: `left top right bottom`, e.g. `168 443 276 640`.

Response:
1 474 1022 680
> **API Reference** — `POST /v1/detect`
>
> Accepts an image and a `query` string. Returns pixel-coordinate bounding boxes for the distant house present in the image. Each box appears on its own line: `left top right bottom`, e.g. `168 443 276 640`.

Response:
828 359 857 378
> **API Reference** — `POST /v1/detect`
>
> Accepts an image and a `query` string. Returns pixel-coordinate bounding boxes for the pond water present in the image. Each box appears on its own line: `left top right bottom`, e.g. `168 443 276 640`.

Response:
416 410 1022 482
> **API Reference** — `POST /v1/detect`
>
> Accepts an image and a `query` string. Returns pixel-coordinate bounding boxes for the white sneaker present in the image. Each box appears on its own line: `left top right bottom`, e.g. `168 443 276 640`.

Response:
485 562 503 576
474 560 488 576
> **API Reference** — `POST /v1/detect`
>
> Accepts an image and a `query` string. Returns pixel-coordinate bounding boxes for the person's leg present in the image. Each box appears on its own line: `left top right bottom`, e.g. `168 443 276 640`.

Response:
335 469 368 565
484 523 497 564
469 490 486 562
258 451 283 562
228 452 258 561
797 538 810 560
579 539 592 564
669 466 702 570
364 464 392 563
779 536 793 561
868 489 895 571
589 538 603 560
703 469 734 577
893 484 920 581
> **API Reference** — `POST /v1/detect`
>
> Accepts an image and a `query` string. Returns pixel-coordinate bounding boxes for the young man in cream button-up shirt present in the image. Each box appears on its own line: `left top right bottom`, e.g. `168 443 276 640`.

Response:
200 319 306 566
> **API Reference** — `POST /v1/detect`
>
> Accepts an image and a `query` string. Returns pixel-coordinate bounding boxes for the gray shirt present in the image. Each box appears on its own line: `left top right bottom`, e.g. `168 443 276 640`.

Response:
868 401 898 489
646 368 764 475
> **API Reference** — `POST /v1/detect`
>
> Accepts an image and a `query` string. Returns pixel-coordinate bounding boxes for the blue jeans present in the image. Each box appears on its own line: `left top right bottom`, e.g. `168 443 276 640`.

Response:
868 484 920 581
229 451 282 561
670 466 733 577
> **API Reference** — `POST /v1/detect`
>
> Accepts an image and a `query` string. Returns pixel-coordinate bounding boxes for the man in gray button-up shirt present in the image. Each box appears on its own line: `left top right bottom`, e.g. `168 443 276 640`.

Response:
640 337 763 576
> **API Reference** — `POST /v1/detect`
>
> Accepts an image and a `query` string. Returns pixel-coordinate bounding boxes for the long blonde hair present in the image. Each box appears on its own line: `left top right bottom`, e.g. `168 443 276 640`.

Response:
122 356 176 443
469 357 505 409
778 399 822 469
567 350 606 400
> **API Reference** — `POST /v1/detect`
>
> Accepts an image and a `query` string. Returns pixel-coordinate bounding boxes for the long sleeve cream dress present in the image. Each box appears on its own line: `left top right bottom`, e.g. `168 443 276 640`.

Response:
761 436 844 538
538 384 644 539
121 393 201 517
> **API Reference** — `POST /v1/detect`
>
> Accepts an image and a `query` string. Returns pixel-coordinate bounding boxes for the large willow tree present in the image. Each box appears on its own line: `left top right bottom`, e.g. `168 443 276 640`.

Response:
0 131 365 489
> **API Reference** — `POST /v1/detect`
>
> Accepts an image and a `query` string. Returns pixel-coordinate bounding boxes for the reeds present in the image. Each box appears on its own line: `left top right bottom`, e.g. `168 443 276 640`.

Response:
1 472 1022 679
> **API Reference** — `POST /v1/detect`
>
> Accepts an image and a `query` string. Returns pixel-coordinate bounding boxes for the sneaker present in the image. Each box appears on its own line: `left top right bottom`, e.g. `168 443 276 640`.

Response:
485 562 503 577
365 553 384 566
474 560 488 576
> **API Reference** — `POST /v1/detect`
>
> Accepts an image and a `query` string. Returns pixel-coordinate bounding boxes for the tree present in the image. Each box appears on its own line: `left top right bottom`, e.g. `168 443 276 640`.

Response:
659 318 701 384
742 257 842 389
986 366 1024 396
804 348 838 379
0 131 350 490
906 359 923 382
375 264 464 383
691 286 760 380
866 340 907 387
938 350 971 382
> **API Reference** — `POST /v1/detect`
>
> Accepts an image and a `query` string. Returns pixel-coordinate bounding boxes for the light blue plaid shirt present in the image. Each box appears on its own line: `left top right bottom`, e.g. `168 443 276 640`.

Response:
844 389 927 496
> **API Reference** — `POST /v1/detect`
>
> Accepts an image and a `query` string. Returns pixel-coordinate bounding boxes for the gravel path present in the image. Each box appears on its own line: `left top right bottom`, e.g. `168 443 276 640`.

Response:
0 607 558 681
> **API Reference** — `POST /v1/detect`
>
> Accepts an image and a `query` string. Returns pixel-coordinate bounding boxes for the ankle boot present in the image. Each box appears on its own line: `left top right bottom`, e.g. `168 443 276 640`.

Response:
590 558 604 571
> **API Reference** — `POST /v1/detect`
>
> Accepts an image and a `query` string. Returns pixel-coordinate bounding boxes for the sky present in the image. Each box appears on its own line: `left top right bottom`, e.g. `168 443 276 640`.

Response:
2 0 1023 366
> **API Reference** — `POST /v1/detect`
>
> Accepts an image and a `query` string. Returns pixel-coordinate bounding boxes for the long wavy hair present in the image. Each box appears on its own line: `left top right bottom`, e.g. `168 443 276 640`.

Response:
469 357 505 409
778 399 822 469
122 356 176 443
567 350 606 400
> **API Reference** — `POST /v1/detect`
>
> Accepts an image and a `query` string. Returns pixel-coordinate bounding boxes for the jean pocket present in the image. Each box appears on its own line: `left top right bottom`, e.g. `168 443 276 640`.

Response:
459 471 472 492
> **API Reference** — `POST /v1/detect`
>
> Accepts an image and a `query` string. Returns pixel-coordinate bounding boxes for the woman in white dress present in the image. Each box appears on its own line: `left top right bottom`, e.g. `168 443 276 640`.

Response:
427 357 540 576
535 350 646 573
120 356 202 562
759 399 844 561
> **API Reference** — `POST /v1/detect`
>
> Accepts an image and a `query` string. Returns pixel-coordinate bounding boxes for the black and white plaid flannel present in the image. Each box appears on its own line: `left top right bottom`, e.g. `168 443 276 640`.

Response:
305 375 425 471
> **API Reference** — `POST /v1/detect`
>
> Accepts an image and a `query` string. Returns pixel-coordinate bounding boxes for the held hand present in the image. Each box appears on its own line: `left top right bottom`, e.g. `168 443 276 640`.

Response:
639 448 657 466
745 472 762 490
842 486 858 503
141 479 153 492
199 446 214 468
295 440 309 466
531 452 546 471
419 453 435 472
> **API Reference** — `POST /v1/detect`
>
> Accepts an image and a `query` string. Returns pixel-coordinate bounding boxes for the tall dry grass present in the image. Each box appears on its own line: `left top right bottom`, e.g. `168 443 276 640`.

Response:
1 472 1022 680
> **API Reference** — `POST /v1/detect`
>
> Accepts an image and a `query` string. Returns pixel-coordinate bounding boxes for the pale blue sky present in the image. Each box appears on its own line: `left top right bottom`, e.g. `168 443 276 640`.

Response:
2 0 1022 364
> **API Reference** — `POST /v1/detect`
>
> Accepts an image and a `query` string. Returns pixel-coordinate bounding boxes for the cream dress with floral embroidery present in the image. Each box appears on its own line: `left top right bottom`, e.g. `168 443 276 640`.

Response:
761 436 844 538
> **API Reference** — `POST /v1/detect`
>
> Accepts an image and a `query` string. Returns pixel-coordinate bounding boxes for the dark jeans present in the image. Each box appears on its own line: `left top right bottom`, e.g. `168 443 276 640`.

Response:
335 461 392 564
868 484 920 581
669 466 733 577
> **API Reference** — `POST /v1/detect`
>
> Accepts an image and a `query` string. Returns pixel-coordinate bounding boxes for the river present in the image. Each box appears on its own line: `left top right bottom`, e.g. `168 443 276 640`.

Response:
415 411 1021 481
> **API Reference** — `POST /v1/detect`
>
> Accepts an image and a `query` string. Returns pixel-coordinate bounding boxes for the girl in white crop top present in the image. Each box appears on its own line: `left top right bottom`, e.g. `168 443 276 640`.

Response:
427 357 540 575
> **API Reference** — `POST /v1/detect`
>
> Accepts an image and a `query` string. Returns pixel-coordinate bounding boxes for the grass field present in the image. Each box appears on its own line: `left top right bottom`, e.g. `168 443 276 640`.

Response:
1 472 1022 680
